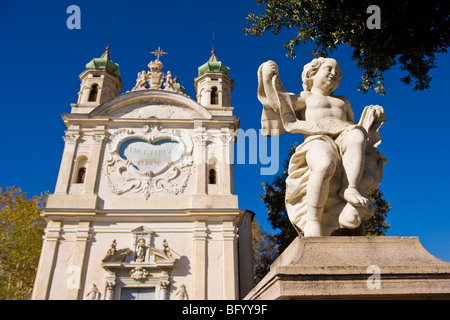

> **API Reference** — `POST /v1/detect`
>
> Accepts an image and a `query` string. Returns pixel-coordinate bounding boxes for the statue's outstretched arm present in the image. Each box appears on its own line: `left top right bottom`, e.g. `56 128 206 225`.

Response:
258 61 334 136
258 61 288 136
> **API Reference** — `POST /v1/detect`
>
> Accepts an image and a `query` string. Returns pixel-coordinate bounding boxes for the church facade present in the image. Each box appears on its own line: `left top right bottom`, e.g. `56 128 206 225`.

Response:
31 47 254 300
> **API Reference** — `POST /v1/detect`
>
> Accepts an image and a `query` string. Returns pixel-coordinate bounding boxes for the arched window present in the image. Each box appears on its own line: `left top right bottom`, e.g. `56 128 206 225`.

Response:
210 87 218 105
209 168 217 184
73 156 88 184
76 167 86 184
88 84 98 102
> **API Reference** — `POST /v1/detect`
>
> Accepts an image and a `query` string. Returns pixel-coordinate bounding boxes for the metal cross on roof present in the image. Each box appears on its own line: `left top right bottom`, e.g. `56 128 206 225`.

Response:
150 47 167 61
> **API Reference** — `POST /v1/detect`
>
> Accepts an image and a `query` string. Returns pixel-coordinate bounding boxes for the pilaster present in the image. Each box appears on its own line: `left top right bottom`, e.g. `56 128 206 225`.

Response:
194 124 207 195
54 131 80 194
65 221 91 300
222 221 238 299
31 221 61 300
191 220 207 299
105 277 116 300
219 128 234 195
84 128 106 194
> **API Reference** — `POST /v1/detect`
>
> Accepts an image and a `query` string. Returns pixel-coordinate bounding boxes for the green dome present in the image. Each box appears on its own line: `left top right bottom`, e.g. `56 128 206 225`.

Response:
85 47 121 78
198 50 230 76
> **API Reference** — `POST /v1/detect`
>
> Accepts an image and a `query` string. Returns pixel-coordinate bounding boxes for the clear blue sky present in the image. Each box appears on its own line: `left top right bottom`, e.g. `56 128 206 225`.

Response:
1 1 449 262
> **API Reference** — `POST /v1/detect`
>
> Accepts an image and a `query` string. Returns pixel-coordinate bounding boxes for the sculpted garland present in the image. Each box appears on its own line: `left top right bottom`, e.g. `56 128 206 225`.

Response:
258 58 387 236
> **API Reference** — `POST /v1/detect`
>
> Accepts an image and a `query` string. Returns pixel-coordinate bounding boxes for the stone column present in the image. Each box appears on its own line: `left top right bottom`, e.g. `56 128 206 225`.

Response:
159 270 170 300
54 131 80 194
31 221 61 300
105 277 116 300
159 280 170 300
65 221 91 300
191 220 207 299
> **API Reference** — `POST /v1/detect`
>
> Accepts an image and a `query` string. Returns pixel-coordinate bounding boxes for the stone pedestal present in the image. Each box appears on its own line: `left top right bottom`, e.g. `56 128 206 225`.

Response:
245 236 450 300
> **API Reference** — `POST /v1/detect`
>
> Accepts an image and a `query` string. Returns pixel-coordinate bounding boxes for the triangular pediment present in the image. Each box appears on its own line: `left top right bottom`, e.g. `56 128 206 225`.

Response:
90 90 212 120
131 226 153 234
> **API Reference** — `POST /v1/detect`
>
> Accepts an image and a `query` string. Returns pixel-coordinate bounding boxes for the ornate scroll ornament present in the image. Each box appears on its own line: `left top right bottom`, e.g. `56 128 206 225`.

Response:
92 133 106 144
129 267 149 281
103 124 194 199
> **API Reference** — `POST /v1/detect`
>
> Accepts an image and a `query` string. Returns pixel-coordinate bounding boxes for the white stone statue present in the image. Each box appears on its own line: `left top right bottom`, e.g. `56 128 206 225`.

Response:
162 238 172 257
258 58 386 237
106 239 117 257
135 238 146 262
164 71 174 91
85 283 101 300
131 70 149 92
175 284 189 300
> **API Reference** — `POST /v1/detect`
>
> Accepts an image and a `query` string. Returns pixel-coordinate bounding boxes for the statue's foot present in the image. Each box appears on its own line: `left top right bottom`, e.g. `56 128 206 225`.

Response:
342 187 369 207
303 220 321 237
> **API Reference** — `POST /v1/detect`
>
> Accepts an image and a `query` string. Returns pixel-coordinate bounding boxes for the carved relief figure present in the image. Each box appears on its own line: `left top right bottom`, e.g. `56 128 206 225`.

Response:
258 58 386 236
129 267 149 280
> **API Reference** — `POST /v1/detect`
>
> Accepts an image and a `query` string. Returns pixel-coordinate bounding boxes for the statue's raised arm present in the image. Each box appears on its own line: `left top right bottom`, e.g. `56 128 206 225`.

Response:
258 60 347 137
257 60 290 136
257 57 387 237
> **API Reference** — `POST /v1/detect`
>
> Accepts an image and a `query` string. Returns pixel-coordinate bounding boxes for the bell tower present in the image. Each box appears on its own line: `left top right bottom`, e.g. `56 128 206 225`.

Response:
195 50 233 108
73 47 123 114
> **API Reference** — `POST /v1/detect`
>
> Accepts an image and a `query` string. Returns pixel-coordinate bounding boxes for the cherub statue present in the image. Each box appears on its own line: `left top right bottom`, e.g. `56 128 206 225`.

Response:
106 239 117 256
164 71 174 91
258 58 386 236
132 70 149 91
